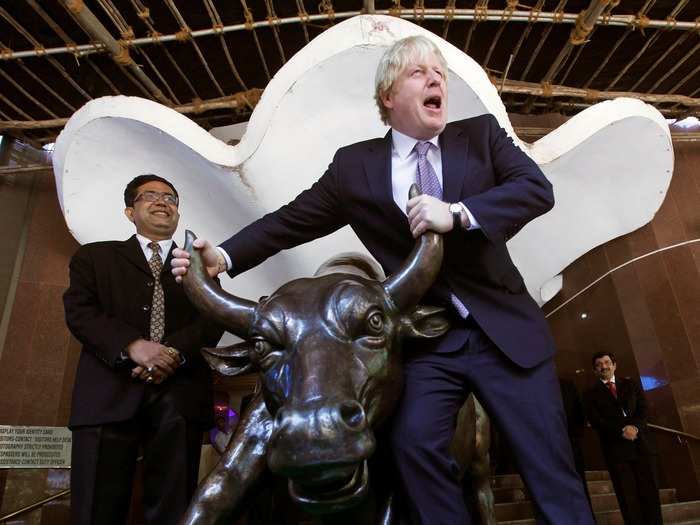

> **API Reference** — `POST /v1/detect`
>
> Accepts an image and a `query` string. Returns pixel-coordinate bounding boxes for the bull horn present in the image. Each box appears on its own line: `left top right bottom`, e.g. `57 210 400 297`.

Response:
182 230 257 338
383 185 444 310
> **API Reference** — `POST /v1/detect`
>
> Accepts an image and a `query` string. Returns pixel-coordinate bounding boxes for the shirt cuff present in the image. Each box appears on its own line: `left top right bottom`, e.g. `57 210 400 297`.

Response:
459 203 480 230
216 246 233 272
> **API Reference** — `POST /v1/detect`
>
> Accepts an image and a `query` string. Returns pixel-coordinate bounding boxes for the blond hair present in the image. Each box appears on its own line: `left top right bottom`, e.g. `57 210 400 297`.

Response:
374 35 448 125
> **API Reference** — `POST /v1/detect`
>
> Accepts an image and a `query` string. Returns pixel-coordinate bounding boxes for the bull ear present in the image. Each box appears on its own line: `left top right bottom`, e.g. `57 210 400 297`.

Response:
201 341 255 376
400 305 450 339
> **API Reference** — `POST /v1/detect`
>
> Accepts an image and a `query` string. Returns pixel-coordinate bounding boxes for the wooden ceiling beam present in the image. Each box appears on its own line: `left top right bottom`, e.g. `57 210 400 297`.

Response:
2 78 697 136
499 79 700 107
541 0 610 84
59 0 171 105
0 89 262 132
2 9 700 61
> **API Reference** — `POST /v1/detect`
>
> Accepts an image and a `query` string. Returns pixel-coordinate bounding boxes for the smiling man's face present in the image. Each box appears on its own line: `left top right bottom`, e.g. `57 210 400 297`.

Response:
381 50 447 140
124 180 180 241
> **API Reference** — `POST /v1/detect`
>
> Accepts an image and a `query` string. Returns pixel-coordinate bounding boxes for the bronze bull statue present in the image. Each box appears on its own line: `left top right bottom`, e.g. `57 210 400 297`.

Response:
180 189 495 524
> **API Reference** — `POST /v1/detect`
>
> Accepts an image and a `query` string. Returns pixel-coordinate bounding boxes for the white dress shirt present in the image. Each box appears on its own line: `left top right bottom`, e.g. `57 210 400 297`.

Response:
391 129 476 318
390 128 480 229
136 234 173 263
601 376 618 390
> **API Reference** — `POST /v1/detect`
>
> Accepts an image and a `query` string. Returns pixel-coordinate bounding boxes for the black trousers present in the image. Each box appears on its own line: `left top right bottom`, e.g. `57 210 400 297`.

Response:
607 455 662 525
70 388 203 525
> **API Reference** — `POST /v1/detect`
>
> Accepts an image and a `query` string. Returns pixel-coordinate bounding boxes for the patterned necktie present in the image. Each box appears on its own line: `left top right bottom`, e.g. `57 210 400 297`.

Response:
414 141 469 318
147 241 165 343
606 381 618 399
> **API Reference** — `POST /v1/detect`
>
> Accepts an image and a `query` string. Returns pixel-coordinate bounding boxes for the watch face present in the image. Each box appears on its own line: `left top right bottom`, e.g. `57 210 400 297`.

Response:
449 203 461 214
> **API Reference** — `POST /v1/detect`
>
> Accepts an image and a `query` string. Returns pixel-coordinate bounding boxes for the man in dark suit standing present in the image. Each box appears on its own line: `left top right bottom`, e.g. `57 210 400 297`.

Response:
172 36 593 524
64 174 223 525
584 351 662 525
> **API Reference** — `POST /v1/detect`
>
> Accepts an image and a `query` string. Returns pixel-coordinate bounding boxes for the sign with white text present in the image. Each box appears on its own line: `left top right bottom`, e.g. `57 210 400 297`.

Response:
0 426 71 468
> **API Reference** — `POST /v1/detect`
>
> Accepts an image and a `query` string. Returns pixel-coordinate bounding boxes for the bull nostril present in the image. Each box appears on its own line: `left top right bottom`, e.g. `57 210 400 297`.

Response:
338 401 366 430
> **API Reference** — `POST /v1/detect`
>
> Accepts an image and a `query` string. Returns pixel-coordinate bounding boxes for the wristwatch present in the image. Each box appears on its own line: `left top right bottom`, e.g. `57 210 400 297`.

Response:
449 203 463 230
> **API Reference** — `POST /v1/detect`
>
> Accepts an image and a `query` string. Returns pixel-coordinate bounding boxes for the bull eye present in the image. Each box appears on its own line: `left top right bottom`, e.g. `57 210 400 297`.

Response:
254 339 272 357
367 312 384 334
251 338 284 372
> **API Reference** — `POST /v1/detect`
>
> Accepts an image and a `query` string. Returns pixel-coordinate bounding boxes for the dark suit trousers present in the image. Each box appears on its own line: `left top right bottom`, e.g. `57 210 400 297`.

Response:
391 321 594 525
607 456 662 525
70 386 203 525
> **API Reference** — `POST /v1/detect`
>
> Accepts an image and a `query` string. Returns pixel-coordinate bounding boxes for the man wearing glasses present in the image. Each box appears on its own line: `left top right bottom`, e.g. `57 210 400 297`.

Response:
63 174 223 525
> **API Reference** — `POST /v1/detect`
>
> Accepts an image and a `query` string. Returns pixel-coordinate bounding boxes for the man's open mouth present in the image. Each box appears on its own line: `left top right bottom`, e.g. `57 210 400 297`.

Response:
424 95 442 110
288 461 369 514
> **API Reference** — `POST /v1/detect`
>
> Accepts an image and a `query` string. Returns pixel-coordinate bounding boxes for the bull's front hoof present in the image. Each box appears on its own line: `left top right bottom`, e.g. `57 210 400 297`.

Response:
289 461 369 514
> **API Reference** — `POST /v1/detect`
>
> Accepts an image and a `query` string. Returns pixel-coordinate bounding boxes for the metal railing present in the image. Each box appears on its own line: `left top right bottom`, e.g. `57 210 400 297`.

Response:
649 423 700 443
0 488 69 523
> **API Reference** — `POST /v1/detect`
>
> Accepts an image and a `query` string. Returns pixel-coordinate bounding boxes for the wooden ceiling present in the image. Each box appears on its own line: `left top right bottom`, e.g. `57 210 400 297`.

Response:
0 1 698 147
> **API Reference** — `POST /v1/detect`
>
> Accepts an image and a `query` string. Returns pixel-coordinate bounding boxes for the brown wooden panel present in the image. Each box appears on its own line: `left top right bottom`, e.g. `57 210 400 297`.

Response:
635 255 694 382
670 143 700 239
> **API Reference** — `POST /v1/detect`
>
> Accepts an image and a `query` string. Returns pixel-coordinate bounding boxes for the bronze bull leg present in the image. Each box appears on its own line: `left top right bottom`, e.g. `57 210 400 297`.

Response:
469 398 496 525
180 393 273 525
452 395 496 525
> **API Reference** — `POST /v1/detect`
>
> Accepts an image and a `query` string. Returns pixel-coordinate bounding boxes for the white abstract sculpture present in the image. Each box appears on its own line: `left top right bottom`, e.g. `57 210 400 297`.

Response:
52 14 673 307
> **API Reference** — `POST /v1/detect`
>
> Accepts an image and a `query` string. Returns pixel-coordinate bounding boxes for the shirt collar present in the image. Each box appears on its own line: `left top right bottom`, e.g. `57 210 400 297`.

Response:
136 234 173 257
601 376 616 385
391 128 440 160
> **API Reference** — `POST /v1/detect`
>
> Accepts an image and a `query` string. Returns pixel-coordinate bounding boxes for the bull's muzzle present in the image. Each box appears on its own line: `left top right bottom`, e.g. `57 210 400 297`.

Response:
267 400 375 512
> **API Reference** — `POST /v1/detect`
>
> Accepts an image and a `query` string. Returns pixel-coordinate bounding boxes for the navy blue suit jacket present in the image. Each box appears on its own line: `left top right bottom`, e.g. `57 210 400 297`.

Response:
221 114 555 368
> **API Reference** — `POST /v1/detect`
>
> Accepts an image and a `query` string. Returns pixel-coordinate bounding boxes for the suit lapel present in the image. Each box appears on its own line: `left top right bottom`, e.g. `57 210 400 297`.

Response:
617 378 632 411
117 235 174 277
162 242 175 274
440 124 469 204
596 380 617 403
364 130 409 227
363 125 469 223
117 235 151 276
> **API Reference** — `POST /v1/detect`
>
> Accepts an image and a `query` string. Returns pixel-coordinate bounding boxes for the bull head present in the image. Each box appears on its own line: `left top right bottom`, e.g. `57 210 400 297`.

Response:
183 187 449 513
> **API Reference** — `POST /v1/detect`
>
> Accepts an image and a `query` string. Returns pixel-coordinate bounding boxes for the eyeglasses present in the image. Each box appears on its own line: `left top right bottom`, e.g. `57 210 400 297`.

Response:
134 191 179 207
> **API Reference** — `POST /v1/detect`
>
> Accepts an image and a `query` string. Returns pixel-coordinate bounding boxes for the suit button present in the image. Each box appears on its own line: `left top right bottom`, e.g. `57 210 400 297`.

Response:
142 305 150 311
